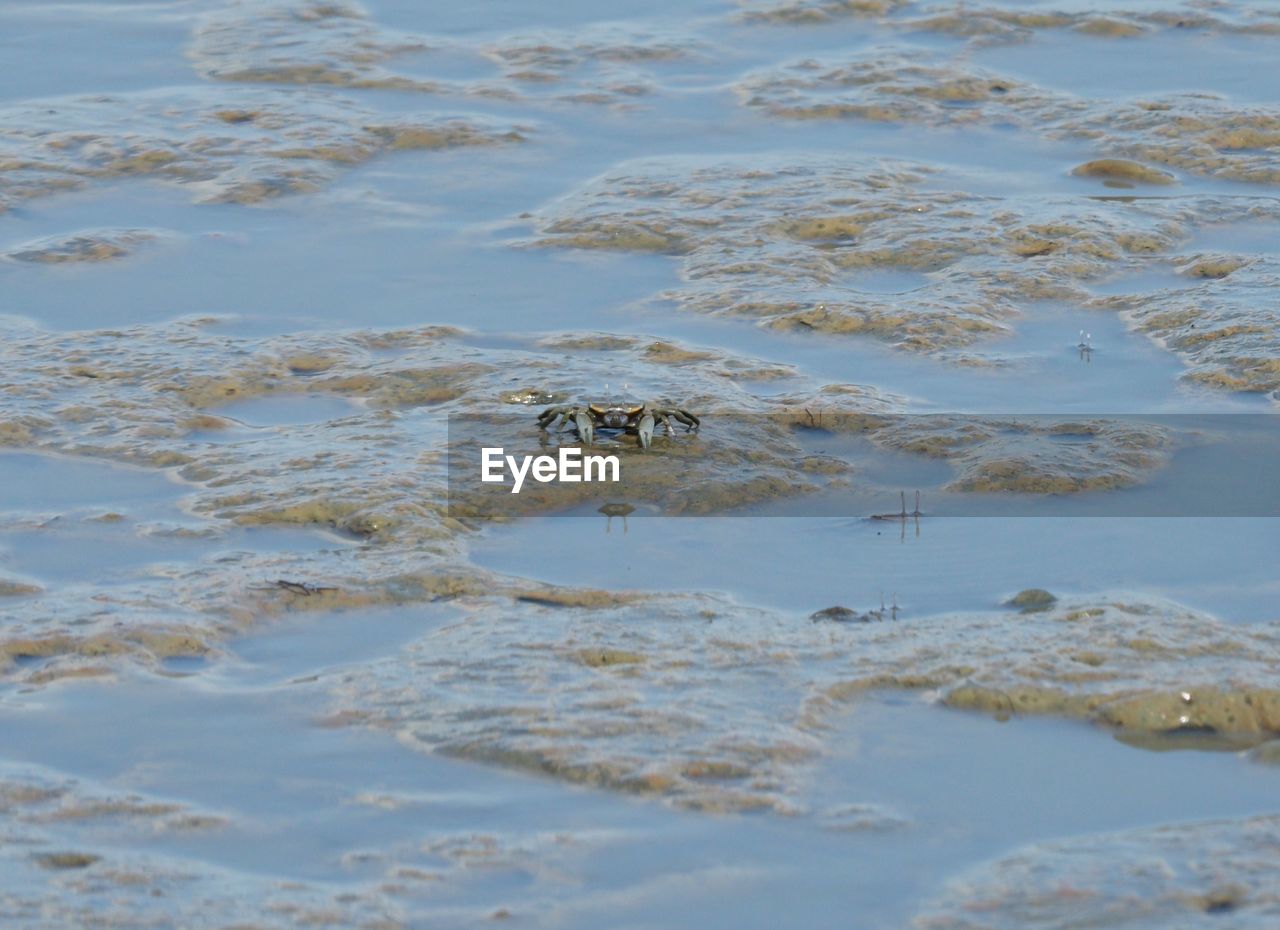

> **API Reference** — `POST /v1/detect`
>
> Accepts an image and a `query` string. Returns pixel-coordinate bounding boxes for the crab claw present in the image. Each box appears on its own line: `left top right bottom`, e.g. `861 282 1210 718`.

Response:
573 410 594 446
637 412 656 450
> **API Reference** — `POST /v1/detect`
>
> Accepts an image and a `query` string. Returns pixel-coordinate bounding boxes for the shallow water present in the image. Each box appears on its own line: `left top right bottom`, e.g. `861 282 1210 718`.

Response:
5 622 1278 929
473 516 1280 623
3 0 1279 926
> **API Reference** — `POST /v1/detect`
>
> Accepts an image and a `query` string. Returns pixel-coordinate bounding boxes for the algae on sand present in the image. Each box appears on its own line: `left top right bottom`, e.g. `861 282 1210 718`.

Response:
326 594 1280 813
740 0 1280 40
189 0 705 108
189 0 439 90
916 814 1280 930
530 154 1280 398
0 317 882 680
3 229 166 265
0 310 1200 687
0 88 525 211
1090 253 1280 395
736 52 1280 183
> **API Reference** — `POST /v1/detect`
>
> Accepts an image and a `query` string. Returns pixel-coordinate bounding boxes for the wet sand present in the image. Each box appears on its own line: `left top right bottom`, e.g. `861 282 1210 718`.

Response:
2 0 1279 926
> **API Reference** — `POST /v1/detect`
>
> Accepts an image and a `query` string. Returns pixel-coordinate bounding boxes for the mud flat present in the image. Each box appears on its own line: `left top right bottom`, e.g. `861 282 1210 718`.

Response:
1090 255 1280 396
2 0 1278 925
739 0 1280 38
4 306 1226 692
916 814 1280 929
528 155 1280 397
0 88 525 212
189 0 705 107
320 592 1280 813
736 48 1280 183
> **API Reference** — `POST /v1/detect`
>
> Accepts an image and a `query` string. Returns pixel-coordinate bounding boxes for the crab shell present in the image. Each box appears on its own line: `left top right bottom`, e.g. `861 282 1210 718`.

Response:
589 403 645 429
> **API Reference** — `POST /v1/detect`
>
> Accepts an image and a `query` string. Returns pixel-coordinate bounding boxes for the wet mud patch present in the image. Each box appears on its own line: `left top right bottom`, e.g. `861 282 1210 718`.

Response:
1091 254 1280 395
739 0 1280 41
190 0 441 91
479 24 703 106
0 317 894 682
0 762 247 926
1 681 768 930
736 54 1056 126
212 392 364 427
916 814 1280 930
738 0 908 25
451 399 1180 519
736 52 1280 183
2 228 168 264
326 593 1280 813
189 0 704 109
902 4 1280 43
529 155 1017 353
0 762 227 834
0 88 526 211
0 310 1208 688
879 417 1170 494
530 155 1280 395
1071 158 1176 186
1 804 410 930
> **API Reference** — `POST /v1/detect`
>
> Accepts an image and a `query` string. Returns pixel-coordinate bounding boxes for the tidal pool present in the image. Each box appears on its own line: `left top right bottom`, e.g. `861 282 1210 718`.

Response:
2 0 1278 926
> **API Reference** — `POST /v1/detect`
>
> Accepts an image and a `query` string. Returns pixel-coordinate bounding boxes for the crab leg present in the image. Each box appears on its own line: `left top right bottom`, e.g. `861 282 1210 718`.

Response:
668 409 700 431
536 407 563 430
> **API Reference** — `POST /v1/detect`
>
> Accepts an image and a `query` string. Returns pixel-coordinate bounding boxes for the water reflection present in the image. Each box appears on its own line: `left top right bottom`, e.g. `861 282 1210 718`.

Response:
598 501 636 533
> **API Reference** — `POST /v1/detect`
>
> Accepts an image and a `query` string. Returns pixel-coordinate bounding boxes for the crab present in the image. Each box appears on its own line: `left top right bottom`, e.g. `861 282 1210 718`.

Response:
536 401 700 450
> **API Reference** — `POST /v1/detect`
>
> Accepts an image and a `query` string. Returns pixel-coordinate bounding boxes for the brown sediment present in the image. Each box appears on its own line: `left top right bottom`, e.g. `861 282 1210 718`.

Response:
283 353 338 374
3 229 166 264
189 0 437 89
536 333 796 379
0 760 456 927
0 317 1264 817
0 419 46 445
25 666 114 686
748 1 1280 41
530 155 1021 353
0 89 526 212
735 52 1280 183
1249 740 1280 765
33 852 100 870
534 155 1280 399
0 316 892 680
1074 17 1147 38
738 0 906 25
915 814 1280 930
1072 158 1176 185
1180 256 1246 279
1005 588 1057 612
0 627 215 684
327 591 1280 813
0 579 42 597
1090 253 1280 394
573 648 646 667
777 404 1172 493
189 0 702 110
